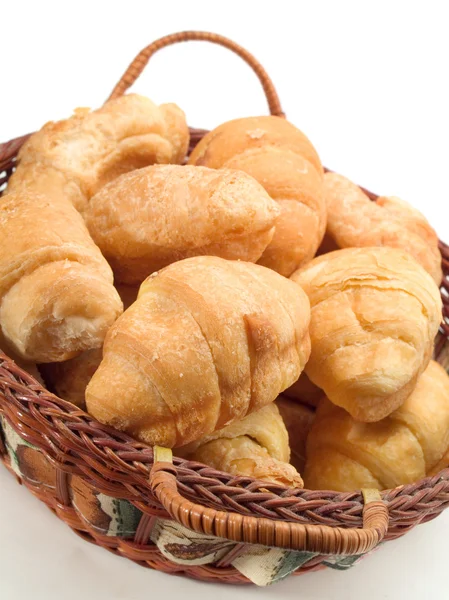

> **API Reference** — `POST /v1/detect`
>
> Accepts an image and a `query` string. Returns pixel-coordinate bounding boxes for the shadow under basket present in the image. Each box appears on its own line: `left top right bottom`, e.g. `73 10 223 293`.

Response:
1 31 449 586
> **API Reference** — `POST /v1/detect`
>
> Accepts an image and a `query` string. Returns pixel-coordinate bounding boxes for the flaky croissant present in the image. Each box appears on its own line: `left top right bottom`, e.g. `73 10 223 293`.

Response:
1 95 188 362
178 404 303 487
8 94 188 211
188 116 326 276
0 192 123 362
86 256 311 447
291 247 442 422
304 361 449 491
85 165 279 284
323 172 442 284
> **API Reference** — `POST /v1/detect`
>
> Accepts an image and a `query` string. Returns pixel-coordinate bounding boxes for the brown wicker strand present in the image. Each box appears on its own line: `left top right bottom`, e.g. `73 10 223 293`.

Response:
107 31 285 117
2 352 449 536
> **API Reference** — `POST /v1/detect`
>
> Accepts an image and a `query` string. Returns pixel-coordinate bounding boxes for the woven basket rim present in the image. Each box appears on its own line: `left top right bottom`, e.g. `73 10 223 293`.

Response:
1 347 449 502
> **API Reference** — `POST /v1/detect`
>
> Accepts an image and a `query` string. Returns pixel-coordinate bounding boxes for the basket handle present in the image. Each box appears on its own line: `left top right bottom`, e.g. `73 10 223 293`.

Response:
150 447 389 555
107 31 285 117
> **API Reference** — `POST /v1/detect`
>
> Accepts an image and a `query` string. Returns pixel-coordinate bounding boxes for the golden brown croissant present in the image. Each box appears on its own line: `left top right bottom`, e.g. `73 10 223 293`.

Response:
283 373 323 408
39 286 138 408
0 192 123 362
1 95 188 362
291 247 442 422
188 116 326 276
304 361 449 491
86 256 311 447
275 396 315 472
8 95 189 211
178 404 303 487
323 172 442 284
84 165 280 285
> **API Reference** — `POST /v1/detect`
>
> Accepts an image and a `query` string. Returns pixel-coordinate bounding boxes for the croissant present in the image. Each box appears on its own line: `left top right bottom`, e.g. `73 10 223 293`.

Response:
1 95 188 362
275 396 315 472
188 116 326 276
304 361 449 491
39 286 138 408
291 247 442 421
86 256 311 447
84 165 280 284
7 94 189 211
178 403 303 487
323 172 442 284
0 191 123 362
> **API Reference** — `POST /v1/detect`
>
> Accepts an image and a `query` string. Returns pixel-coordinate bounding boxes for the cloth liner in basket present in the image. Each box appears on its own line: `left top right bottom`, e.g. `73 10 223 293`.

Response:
1 31 449 586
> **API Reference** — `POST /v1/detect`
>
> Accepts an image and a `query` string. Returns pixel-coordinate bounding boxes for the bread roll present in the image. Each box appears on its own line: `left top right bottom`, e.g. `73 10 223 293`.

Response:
178 403 303 487
188 116 326 276
86 256 311 447
291 247 442 421
39 286 138 407
275 396 315 472
84 165 280 284
323 172 442 284
305 361 449 491
1 95 188 362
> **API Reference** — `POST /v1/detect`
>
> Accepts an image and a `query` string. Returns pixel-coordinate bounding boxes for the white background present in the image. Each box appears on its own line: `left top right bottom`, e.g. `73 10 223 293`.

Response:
1 1 448 598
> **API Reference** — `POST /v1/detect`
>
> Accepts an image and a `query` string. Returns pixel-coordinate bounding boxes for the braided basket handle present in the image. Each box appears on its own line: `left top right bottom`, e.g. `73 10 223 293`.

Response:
107 31 285 117
151 447 389 555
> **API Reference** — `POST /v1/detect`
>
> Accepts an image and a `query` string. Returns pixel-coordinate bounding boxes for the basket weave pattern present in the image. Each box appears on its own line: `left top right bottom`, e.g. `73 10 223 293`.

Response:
1 31 449 585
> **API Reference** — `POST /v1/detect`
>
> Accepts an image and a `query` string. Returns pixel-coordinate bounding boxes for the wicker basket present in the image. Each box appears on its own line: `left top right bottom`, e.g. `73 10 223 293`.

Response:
1 31 449 586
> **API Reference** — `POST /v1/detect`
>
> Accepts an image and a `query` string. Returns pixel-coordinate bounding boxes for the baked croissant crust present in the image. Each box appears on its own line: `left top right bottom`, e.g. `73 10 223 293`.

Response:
291 247 442 422
188 116 326 276
323 172 442 284
178 403 303 487
86 256 311 447
304 361 449 491
0 192 123 362
84 165 280 284
1 95 188 362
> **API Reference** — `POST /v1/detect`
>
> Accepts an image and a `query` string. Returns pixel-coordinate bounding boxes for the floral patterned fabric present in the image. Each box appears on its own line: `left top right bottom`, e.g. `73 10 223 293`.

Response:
2 334 448 585
0 413 374 585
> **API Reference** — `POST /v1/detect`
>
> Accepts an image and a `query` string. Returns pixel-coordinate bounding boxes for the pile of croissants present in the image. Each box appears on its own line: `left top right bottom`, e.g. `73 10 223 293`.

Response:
1 93 448 492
